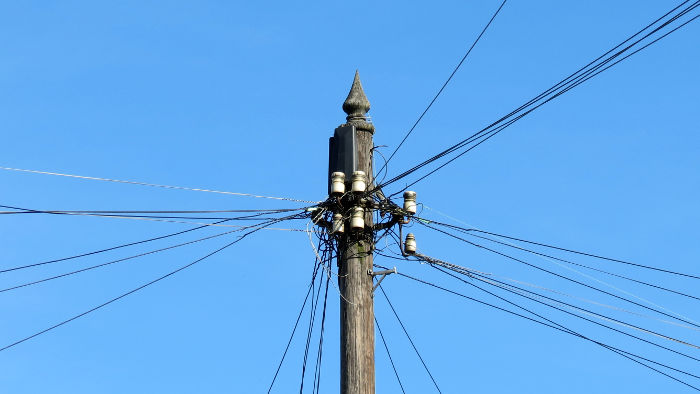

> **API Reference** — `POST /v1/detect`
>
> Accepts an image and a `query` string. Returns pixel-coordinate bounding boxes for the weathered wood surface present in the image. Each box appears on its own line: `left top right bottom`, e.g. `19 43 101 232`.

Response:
338 71 375 394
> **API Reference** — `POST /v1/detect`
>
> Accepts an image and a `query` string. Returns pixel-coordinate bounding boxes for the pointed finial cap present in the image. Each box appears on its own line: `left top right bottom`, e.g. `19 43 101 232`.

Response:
342 70 371 121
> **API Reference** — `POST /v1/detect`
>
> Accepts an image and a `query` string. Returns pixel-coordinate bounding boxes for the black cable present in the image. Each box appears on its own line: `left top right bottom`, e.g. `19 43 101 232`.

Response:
0 208 310 274
0 217 282 353
433 265 700 365
421 221 700 329
375 0 700 191
378 285 442 393
381 1 700 191
431 264 700 382
425 219 700 280
375 264 700 391
267 262 322 393
312 246 332 394
299 260 324 393
420 217 700 298
0 208 303 214
0 214 307 293
375 316 407 394
378 0 508 174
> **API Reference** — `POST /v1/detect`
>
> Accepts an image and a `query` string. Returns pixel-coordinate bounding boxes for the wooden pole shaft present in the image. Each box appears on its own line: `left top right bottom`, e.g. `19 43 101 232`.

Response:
337 71 375 394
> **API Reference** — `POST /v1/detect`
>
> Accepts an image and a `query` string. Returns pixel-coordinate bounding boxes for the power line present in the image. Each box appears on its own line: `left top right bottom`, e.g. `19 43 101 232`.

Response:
378 285 442 393
267 264 320 393
429 219 700 280
0 204 311 230
431 264 700 383
0 210 310 274
375 316 407 394
0 216 306 293
0 218 281 353
433 265 700 361
419 217 700 300
0 166 318 203
421 221 700 329
375 264 700 392
378 0 508 173
375 1 700 192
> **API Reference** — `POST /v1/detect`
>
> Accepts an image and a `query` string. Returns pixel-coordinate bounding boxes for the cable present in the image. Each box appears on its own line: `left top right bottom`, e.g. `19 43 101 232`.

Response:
0 204 311 230
375 316 407 394
375 1 700 191
434 265 700 361
419 217 700 300
431 264 700 382
0 214 306 293
429 219 700 280
378 0 508 173
0 166 318 203
375 264 700 391
0 209 310 274
0 208 303 214
378 285 442 393
312 247 332 394
0 218 281 353
299 261 324 393
382 1 700 191
267 264 320 393
421 221 700 328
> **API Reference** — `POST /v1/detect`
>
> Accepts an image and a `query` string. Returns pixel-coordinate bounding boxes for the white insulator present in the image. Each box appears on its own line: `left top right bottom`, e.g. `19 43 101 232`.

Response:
332 213 344 234
330 172 346 195
403 191 417 215
350 206 365 230
404 233 417 254
351 171 367 193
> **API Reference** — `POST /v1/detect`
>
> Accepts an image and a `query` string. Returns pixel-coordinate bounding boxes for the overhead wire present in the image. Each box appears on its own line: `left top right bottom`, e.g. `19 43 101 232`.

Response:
0 166 319 203
375 0 700 192
432 265 700 360
0 213 308 293
430 219 700 280
375 264 700 391
0 216 285 353
418 217 700 300
299 258 325 393
378 0 508 174
375 316 407 394
0 208 312 274
0 204 311 230
267 262 321 393
429 264 700 383
312 238 332 394
378 285 443 393
420 221 700 328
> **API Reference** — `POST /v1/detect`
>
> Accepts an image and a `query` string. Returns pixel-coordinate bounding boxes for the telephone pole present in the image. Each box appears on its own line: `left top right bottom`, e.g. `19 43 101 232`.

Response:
334 71 376 394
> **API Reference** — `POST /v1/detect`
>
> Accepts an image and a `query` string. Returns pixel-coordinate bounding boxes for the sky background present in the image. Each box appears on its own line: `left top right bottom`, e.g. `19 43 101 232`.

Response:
1 1 699 393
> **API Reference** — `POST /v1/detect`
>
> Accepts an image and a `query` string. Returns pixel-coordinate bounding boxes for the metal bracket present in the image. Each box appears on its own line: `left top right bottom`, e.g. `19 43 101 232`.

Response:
369 267 397 294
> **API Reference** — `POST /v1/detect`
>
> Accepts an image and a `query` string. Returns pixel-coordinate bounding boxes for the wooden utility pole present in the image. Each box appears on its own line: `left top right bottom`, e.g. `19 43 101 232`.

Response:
336 71 376 394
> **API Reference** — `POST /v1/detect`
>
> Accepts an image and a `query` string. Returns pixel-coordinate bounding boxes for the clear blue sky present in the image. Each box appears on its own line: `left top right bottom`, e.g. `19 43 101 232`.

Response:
1 1 699 393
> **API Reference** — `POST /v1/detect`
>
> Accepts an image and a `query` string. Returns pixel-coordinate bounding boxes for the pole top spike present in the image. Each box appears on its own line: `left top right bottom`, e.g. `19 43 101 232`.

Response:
342 70 371 121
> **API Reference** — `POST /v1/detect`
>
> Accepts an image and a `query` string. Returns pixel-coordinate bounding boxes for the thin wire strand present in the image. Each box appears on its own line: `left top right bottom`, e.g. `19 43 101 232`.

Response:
267 265 319 393
0 166 318 203
430 264 700 382
376 1 700 191
420 221 700 328
0 210 310 274
378 285 442 393
0 217 304 293
375 264 700 392
0 218 282 353
378 0 508 173
375 316 407 394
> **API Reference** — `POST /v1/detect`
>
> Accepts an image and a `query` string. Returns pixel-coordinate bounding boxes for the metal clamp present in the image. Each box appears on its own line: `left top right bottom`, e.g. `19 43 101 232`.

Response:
369 267 397 294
